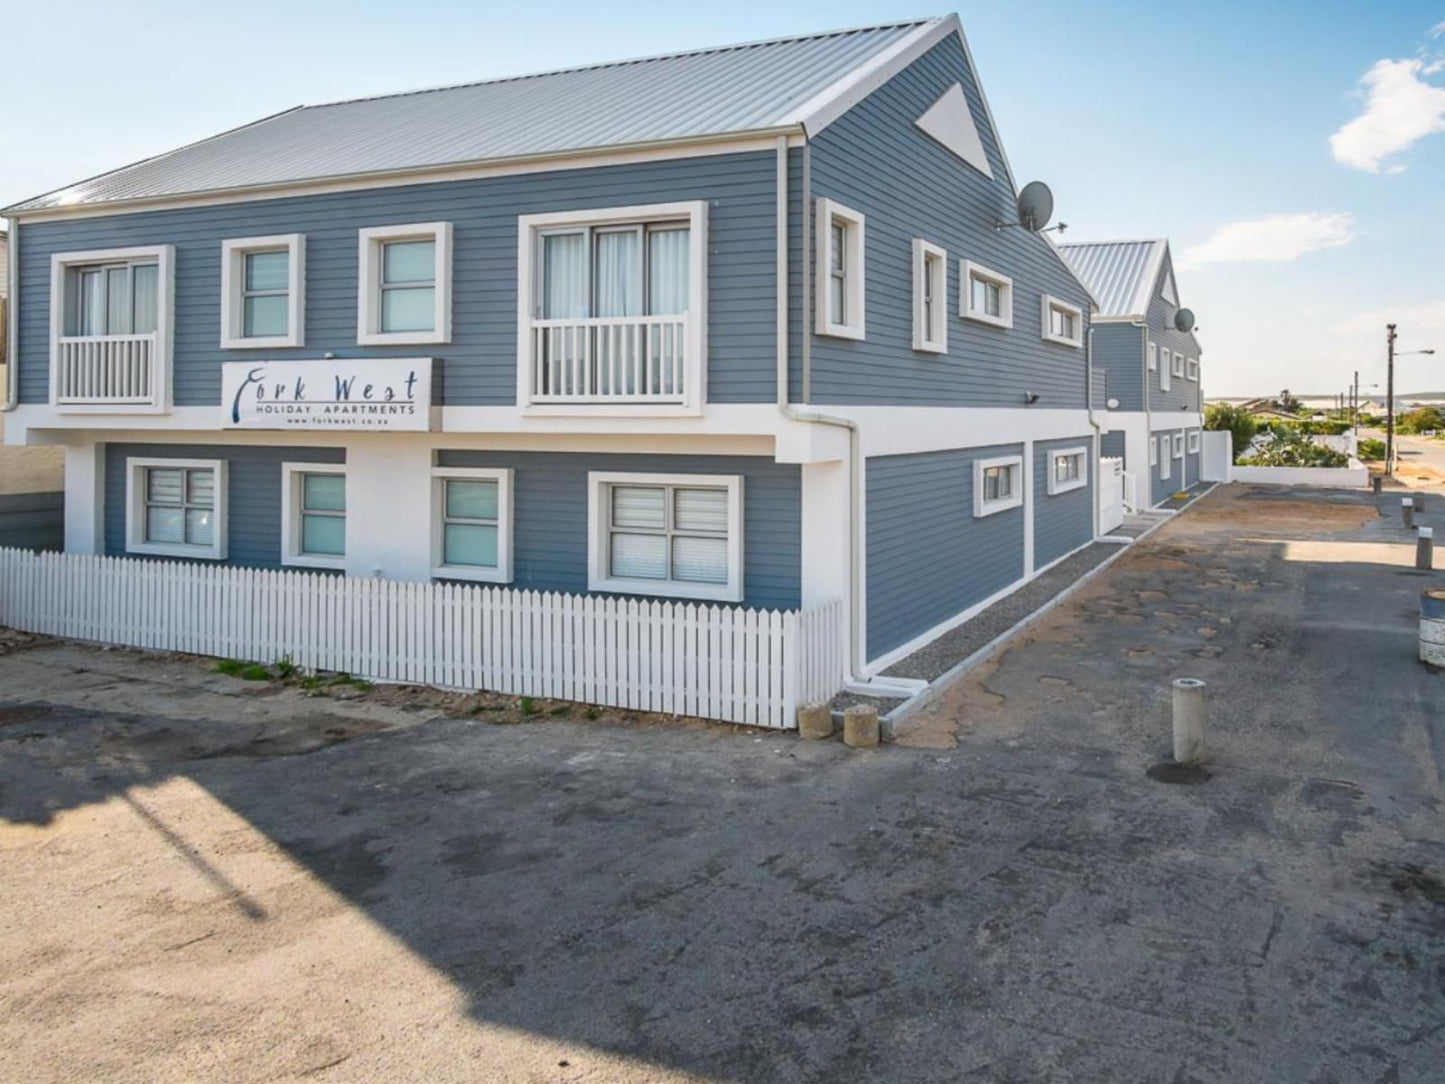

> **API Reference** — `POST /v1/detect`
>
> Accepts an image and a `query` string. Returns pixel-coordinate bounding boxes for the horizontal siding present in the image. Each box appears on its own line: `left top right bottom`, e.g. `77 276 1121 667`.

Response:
104 443 346 568
806 35 1093 407
865 443 1024 660
437 450 800 610
0 490 63 551
1034 437 1095 569
1093 324 1143 412
1144 250 1202 413
18 151 779 407
1150 429 1185 506
1100 430 1126 459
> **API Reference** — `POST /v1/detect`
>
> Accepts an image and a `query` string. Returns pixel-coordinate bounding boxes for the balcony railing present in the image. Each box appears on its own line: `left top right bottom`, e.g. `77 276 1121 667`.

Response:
527 314 693 406
54 334 157 406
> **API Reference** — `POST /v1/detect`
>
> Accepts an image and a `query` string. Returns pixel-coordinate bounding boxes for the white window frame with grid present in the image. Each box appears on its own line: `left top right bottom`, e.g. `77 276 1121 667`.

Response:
1148 341 1158 371
280 462 346 570
49 245 174 412
911 238 948 353
1047 446 1088 495
1172 351 1185 378
1187 430 1201 454
587 471 744 602
1041 294 1083 348
1186 356 1199 382
357 222 452 346
516 201 707 415
124 457 227 560
431 467 514 584
220 234 305 349
960 259 1013 329
1150 437 1159 467
974 454 1024 518
815 198 865 341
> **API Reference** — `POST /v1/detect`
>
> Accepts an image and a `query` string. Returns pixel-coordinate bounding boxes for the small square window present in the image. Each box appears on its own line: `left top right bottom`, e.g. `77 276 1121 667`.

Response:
974 454 1024 517
1186 357 1199 382
1047 446 1088 495
1188 430 1201 454
281 463 346 569
221 234 305 349
432 467 514 583
816 199 865 340
1173 433 1185 458
961 260 1013 329
912 239 948 353
357 222 452 345
126 457 227 560
1041 294 1083 347
1172 351 1185 378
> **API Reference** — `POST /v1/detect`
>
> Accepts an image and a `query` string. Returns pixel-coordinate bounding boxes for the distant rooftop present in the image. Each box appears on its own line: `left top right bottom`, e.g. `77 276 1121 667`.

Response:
1056 239 1167 318
6 17 952 215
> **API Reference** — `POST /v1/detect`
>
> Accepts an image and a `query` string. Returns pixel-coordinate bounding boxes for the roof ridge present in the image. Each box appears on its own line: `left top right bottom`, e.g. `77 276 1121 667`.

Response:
1056 238 1167 249
303 17 942 110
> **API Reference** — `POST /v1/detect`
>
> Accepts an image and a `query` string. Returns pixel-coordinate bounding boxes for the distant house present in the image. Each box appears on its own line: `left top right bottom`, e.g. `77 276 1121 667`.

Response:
1058 239 1203 506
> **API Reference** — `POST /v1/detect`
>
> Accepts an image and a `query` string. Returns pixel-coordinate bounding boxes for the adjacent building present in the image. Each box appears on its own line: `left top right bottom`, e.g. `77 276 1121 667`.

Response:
1058 239 1204 506
2 14 1106 691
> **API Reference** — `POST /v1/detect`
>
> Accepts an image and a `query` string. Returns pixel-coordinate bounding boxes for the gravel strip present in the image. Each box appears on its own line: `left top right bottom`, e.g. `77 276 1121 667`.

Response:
881 542 1120 683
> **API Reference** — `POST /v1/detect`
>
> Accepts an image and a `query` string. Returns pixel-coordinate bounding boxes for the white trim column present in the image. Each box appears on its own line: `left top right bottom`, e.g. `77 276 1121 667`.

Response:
343 437 432 581
63 440 106 554
1023 439 1035 577
800 458 849 609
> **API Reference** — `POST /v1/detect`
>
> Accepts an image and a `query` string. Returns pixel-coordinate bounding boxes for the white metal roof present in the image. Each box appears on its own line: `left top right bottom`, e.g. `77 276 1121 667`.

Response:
6 18 951 215
1055 239 1168 319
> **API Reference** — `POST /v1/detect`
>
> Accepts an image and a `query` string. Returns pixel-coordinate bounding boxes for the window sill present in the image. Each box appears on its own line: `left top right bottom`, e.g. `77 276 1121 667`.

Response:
432 564 512 585
283 553 346 570
818 322 865 342
222 333 303 350
358 329 449 347
126 542 225 561
1047 478 1087 496
963 309 1011 330
1041 331 1083 348
974 495 1023 519
588 575 743 604
911 337 946 354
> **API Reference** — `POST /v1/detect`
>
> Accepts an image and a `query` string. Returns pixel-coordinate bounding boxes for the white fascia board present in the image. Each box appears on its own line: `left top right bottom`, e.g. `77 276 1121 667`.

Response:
790 16 957 137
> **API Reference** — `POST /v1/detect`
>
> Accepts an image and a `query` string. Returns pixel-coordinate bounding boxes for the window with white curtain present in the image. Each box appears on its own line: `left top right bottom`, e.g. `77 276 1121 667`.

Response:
538 222 690 321
431 467 514 583
588 472 744 602
125 458 227 560
66 259 158 337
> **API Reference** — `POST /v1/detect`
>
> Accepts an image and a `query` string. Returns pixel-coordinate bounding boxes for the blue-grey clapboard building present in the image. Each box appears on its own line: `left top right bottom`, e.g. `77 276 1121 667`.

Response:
2 13 1107 687
1057 239 1204 506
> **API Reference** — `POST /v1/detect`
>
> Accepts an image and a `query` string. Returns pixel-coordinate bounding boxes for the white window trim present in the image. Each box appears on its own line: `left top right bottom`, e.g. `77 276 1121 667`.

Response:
1159 439 1172 480
1172 351 1185 378
1173 433 1185 459
1041 294 1084 348
1149 437 1159 466
514 200 709 417
124 457 227 560
280 462 346 570
430 466 514 584
973 454 1024 518
220 234 305 349
1186 357 1199 382
1046 446 1089 495
1147 341 1158 371
1187 430 1201 454
1160 348 1172 391
911 238 948 353
815 198 866 340
587 471 744 603
960 259 1013 329
49 244 175 414
357 222 453 346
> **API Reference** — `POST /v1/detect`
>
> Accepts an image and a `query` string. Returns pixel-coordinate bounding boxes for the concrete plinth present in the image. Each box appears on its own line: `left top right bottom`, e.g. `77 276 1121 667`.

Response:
797 703 833 741
842 704 880 748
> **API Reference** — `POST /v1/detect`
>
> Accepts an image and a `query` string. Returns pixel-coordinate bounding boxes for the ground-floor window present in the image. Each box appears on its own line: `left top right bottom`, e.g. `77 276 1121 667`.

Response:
431 467 514 583
125 458 228 560
282 463 346 569
1188 430 1201 454
1158 438 1171 480
974 454 1024 517
587 472 744 602
1047 446 1088 495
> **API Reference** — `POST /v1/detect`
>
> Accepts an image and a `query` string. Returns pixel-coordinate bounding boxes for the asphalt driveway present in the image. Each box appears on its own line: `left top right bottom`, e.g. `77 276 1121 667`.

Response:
2 482 1443 1083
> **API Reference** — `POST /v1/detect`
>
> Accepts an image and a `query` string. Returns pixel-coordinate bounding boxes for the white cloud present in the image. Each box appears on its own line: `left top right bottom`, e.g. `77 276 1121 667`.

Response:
1330 56 1445 172
1177 213 1356 270
1334 298 1445 337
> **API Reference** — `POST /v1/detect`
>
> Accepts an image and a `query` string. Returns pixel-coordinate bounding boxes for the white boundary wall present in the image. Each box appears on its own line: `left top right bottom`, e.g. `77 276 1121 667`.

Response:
0 548 844 729
1200 430 1368 488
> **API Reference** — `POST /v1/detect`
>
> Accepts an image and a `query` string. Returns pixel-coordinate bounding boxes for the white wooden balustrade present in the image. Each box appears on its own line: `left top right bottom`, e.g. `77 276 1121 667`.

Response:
529 314 691 404
54 334 157 405
0 548 844 729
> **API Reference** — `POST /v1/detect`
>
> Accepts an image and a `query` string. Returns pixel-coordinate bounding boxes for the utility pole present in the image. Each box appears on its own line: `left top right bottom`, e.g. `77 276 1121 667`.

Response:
1353 370 1359 433
1386 324 1397 474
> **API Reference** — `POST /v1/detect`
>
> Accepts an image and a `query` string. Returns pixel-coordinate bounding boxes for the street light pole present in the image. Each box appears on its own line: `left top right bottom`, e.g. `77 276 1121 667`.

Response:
1386 324 1397 474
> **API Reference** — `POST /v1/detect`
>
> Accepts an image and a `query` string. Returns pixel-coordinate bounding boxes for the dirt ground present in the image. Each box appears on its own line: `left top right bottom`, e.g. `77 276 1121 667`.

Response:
3 481 1445 1083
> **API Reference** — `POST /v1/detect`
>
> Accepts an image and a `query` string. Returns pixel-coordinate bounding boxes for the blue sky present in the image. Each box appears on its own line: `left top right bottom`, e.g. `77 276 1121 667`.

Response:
3 0 1443 396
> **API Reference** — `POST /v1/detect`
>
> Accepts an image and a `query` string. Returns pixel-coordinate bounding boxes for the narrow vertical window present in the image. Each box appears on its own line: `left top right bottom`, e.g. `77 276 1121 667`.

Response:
912 239 947 352
815 199 865 339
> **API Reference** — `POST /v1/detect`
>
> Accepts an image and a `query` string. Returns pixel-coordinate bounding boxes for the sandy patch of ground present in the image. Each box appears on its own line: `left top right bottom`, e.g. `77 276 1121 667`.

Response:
0 412 63 495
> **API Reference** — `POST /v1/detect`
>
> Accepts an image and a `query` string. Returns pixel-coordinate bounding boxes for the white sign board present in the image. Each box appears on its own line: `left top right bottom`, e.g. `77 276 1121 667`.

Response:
222 358 434 431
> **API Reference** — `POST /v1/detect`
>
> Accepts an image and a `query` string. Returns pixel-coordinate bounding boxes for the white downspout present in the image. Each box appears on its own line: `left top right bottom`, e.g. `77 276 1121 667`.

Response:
2 224 17 412
1085 322 1101 537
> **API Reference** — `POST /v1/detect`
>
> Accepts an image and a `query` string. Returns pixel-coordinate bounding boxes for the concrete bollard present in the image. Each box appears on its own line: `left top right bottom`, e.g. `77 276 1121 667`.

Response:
796 702 833 741
1172 678 1207 765
1415 493 1426 512
1372 475 1383 495
1420 590 1445 667
1403 498 1415 530
842 704 880 748
1418 527 1434 571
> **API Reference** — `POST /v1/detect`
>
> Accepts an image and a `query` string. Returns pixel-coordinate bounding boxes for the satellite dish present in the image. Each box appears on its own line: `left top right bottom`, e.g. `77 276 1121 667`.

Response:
1174 308 1196 333
1016 181 1054 231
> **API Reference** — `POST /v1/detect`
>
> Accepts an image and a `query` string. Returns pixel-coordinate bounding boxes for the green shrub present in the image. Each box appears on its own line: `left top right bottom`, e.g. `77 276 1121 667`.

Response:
1398 406 1445 434
215 658 245 676
1204 403 1259 465
518 697 538 716
1358 438 1386 460
1237 429 1349 468
239 664 272 681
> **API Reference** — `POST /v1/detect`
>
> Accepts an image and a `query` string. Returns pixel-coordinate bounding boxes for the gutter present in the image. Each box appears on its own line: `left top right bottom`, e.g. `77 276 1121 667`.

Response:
774 135 909 700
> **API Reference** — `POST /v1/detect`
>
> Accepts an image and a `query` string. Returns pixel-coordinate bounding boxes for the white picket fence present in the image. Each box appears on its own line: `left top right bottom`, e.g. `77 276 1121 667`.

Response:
0 548 844 729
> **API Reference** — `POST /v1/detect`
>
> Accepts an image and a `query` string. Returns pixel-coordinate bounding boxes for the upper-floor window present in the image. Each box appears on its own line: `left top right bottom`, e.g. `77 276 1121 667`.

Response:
1148 341 1158 371
517 201 708 414
1172 351 1185 378
816 198 865 340
1160 347 1172 391
1041 295 1083 348
1186 357 1199 382
65 258 158 337
357 222 452 346
911 239 947 353
960 260 1012 329
221 234 305 349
